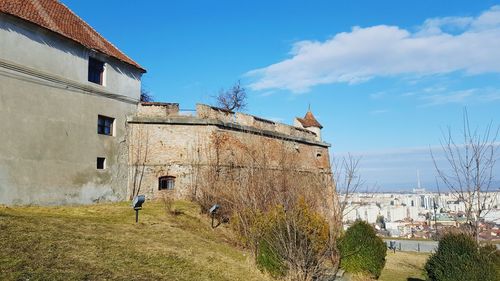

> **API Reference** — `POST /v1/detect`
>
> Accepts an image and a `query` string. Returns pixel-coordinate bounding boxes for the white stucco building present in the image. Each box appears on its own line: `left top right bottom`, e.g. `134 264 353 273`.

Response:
0 0 145 204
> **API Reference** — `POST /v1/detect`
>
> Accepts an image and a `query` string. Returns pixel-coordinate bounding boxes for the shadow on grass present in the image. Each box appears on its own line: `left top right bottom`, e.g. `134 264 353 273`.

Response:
407 278 425 281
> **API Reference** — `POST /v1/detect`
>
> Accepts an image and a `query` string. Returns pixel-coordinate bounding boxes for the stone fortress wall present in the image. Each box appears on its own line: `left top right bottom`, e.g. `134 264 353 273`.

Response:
127 103 332 200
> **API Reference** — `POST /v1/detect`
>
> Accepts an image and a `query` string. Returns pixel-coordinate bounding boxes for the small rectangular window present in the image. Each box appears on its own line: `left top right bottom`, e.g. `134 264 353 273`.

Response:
88 57 105 85
97 157 106 169
159 176 175 190
97 115 114 136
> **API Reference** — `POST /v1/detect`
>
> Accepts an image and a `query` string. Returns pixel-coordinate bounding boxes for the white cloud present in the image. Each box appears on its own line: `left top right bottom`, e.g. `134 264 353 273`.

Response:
402 87 500 106
247 6 500 93
417 16 473 36
420 89 476 106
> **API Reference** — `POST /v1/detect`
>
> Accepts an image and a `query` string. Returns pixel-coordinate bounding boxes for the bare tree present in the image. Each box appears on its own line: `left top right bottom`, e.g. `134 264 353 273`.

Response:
332 153 364 229
129 125 150 199
215 80 247 112
140 88 153 102
431 109 499 242
325 153 364 274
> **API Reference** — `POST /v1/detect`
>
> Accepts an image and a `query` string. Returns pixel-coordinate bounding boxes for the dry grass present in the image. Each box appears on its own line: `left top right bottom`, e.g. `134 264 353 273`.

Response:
345 251 428 281
378 251 429 281
0 201 272 281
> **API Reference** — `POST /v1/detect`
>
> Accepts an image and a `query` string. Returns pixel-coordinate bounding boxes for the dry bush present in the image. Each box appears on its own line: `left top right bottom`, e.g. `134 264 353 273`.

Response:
255 200 331 281
190 131 338 280
160 190 182 215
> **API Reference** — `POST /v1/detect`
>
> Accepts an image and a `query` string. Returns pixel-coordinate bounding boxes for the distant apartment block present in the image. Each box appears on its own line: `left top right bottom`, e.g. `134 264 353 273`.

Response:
343 191 500 238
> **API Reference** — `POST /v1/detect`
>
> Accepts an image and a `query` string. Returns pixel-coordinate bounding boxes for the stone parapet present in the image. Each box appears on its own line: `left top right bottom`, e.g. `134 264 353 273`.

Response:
137 102 179 118
193 104 324 144
134 103 324 144
128 114 330 148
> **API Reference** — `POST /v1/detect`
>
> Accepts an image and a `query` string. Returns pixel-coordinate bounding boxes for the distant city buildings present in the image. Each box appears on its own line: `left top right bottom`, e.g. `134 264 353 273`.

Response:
343 189 500 240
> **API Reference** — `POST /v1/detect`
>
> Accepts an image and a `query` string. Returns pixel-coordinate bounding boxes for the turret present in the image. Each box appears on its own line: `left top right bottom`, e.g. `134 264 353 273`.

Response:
294 108 323 141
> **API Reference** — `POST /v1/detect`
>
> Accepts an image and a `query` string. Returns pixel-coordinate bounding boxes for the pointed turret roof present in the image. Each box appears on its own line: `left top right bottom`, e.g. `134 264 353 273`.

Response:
297 110 323 129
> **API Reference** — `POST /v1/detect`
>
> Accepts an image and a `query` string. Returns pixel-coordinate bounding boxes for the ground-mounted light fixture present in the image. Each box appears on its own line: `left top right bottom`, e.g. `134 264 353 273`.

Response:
209 204 220 228
132 195 145 223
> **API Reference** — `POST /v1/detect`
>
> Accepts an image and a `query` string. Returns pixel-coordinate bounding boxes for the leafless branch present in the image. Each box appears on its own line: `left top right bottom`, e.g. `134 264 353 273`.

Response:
332 153 365 226
140 88 153 102
431 109 499 242
215 80 247 112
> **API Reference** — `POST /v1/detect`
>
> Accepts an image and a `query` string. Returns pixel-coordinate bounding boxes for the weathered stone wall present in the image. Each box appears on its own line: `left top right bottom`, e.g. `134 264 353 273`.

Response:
137 102 179 118
128 103 332 200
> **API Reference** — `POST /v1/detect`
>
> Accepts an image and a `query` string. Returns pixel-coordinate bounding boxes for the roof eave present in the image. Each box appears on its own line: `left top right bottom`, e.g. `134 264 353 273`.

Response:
0 10 146 73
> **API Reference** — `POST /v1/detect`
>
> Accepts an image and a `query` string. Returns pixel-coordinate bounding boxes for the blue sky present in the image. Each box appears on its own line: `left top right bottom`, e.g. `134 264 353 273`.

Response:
63 0 500 191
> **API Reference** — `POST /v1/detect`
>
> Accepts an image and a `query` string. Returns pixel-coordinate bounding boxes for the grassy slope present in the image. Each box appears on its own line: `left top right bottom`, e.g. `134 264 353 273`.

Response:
0 201 430 281
379 251 429 281
0 201 272 281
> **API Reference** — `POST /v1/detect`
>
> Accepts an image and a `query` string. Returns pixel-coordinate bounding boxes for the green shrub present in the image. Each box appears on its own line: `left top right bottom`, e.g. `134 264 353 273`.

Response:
254 200 330 279
256 239 287 278
480 244 500 277
425 233 499 281
339 220 386 278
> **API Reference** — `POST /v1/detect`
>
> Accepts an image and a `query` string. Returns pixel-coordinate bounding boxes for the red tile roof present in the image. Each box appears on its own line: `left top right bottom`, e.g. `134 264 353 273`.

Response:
0 0 146 72
297 110 323 129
